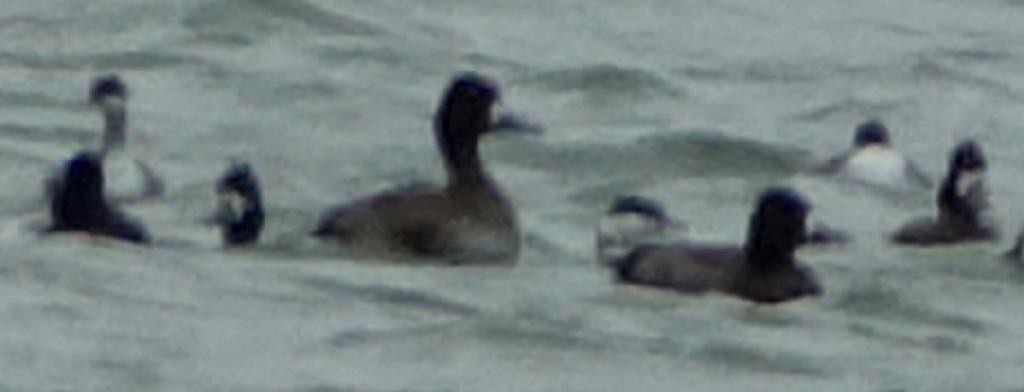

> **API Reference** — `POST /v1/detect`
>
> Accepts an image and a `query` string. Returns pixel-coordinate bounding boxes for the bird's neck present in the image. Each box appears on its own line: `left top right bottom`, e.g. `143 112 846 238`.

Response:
938 170 985 227
101 104 127 154
743 222 798 270
438 122 489 185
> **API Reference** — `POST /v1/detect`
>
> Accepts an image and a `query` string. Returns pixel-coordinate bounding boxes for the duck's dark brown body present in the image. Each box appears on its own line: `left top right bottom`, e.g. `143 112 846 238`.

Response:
314 73 521 264
613 188 823 304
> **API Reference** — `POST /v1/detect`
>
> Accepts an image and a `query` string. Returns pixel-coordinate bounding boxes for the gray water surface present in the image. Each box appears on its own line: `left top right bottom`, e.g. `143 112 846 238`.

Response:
2 0 1024 391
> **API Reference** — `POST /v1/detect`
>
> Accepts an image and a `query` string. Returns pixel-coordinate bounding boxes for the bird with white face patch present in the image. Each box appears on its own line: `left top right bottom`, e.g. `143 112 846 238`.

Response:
44 75 164 204
819 120 932 190
892 140 997 245
214 161 264 246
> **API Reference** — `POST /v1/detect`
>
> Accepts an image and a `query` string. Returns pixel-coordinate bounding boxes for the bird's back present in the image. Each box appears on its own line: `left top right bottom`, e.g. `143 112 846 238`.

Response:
615 243 742 294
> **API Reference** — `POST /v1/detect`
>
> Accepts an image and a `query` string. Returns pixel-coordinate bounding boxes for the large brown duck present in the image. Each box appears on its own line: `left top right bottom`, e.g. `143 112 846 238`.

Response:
313 73 521 264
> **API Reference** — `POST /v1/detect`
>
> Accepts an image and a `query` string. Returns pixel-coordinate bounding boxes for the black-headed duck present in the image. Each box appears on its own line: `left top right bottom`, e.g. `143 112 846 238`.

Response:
892 140 996 245
313 73 522 264
215 161 264 246
612 187 822 304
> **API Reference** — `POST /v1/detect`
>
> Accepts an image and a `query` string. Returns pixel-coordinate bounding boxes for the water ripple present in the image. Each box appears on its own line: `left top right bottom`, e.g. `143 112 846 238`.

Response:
0 123 92 144
0 51 199 71
183 0 384 47
311 44 424 73
296 275 482 318
932 47 1018 64
498 131 810 191
330 323 455 350
518 64 683 102
834 283 989 335
677 60 830 84
846 322 972 355
692 339 828 377
91 357 164 390
909 53 1024 101
789 97 908 123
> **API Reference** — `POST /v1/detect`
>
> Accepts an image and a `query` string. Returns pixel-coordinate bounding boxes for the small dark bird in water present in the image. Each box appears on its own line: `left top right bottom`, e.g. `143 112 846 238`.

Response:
892 140 997 245
47 151 150 244
611 187 822 304
215 162 264 246
314 73 532 264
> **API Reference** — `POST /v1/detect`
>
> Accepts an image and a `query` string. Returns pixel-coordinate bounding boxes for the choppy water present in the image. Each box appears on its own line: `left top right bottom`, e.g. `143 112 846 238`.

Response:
3 0 1024 390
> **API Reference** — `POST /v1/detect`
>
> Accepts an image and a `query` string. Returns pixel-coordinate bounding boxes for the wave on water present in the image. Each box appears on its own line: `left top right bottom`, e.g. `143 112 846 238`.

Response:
0 51 199 72
493 130 810 183
3 0 1024 390
183 0 384 47
517 64 684 102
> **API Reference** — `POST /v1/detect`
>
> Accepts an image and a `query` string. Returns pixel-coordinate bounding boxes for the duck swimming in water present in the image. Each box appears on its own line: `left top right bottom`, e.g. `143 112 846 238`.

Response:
313 73 522 264
597 194 845 263
215 161 264 246
819 120 931 190
892 140 997 245
47 151 149 244
611 187 822 304
45 75 164 204
596 195 686 264
606 187 823 302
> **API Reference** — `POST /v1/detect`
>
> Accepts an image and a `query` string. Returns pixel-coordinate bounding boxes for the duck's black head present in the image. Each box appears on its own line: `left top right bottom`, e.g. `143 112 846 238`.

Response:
52 151 107 229
948 139 986 173
434 72 502 176
745 187 810 265
216 162 264 246
437 72 500 135
853 120 890 148
939 140 988 224
89 74 127 105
